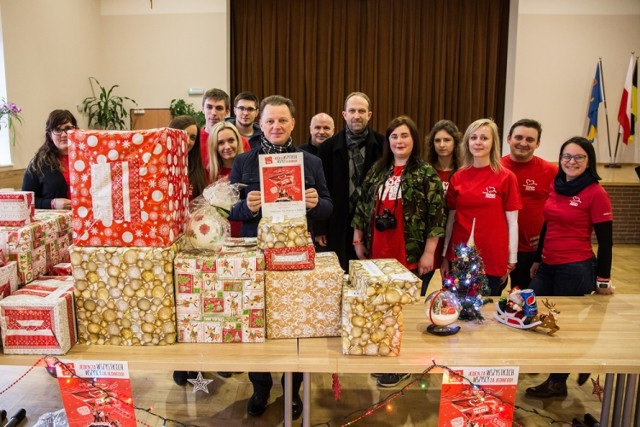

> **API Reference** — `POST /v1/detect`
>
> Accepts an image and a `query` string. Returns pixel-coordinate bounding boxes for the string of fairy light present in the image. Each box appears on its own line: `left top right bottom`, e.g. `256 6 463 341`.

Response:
0 356 581 426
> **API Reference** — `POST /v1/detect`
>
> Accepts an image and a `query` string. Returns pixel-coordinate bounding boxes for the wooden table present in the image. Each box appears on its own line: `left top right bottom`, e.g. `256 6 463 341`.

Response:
2 295 639 426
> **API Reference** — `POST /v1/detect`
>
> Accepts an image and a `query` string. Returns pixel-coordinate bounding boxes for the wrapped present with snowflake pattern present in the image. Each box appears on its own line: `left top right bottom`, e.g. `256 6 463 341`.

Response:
67 128 190 247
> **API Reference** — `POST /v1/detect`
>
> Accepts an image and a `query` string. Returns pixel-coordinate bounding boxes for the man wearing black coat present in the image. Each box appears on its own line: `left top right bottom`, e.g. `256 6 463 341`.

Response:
317 92 384 271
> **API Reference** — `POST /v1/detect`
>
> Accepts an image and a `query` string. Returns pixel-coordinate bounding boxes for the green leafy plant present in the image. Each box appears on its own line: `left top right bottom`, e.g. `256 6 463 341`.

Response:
80 77 137 129
170 98 205 128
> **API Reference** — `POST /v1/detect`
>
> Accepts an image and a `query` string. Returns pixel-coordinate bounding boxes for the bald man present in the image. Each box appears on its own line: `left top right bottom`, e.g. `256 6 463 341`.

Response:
299 112 335 156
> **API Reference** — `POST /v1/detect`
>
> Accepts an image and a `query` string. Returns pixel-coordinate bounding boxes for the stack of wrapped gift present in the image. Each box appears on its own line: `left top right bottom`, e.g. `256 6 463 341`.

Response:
0 256 18 300
34 210 72 274
258 217 344 339
0 276 76 354
0 191 35 227
0 219 47 285
174 244 266 343
342 259 421 356
67 128 190 346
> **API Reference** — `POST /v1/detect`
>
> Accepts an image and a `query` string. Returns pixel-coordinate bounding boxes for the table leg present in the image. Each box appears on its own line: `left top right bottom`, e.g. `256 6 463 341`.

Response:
303 372 310 427
601 373 614 426
284 372 292 427
635 377 640 427
621 374 637 427
613 374 627 426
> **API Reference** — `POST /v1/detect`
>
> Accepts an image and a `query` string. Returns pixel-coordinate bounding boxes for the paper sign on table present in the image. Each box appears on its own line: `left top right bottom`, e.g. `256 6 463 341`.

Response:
56 360 136 427
439 366 518 427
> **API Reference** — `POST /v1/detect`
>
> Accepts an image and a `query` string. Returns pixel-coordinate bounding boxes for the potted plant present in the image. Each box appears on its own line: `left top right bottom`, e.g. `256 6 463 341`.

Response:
79 77 137 129
170 98 205 128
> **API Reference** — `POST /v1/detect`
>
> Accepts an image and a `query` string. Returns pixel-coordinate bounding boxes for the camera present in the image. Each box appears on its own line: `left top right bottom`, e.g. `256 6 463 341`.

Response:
375 208 397 232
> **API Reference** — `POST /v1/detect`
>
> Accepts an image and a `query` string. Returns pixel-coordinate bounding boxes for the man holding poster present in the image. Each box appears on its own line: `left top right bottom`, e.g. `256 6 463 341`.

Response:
229 95 332 419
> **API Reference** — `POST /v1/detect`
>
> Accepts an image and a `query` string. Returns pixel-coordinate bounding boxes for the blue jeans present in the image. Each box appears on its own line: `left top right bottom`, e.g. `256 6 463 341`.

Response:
530 258 596 297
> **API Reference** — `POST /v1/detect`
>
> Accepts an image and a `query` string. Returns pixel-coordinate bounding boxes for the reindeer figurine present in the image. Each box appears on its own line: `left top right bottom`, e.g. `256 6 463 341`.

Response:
531 299 560 335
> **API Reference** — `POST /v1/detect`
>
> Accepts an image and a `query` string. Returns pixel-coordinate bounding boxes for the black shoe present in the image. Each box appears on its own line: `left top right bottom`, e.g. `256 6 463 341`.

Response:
247 393 269 417
577 373 590 386
173 370 188 386
377 373 410 388
291 394 303 420
525 378 568 398
217 371 233 378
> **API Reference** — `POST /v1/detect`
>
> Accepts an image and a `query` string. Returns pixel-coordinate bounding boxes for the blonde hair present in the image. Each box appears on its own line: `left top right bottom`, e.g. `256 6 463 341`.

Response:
460 118 503 172
208 121 244 182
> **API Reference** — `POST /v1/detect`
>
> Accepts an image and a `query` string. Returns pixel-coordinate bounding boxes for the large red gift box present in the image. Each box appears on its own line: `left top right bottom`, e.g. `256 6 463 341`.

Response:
0 277 76 354
0 191 35 227
68 128 190 247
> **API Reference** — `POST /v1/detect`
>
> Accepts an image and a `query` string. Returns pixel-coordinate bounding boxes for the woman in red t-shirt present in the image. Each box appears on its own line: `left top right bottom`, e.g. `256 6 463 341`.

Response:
441 118 521 296
22 110 77 210
525 136 613 399
207 121 245 238
169 115 207 200
421 119 462 295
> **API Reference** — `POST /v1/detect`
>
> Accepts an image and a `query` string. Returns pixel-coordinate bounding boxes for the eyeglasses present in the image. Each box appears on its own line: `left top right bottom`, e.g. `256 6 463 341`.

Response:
51 126 77 136
235 106 257 113
561 153 587 163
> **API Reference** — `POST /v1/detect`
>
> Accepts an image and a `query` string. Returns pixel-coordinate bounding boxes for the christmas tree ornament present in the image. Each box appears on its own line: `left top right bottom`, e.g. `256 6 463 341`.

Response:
187 372 213 393
424 288 461 336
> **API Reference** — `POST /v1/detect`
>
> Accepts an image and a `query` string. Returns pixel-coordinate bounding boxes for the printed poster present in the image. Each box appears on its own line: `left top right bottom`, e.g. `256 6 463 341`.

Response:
258 152 306 218
439 366 519 427
56 360 136 427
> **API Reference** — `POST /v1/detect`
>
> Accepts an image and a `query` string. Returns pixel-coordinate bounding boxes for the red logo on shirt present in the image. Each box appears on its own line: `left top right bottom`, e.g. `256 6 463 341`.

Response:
483 186 497 199
569 196 582 207
264 156 273 164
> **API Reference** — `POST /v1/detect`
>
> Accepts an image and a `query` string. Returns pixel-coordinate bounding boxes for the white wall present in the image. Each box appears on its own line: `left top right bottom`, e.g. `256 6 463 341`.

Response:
0 0 228 169
506 0 640 163
0 0 101 168
1 0 638 169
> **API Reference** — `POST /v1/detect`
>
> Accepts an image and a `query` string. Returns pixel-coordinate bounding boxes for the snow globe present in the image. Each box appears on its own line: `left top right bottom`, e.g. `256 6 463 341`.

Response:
424 288 461 336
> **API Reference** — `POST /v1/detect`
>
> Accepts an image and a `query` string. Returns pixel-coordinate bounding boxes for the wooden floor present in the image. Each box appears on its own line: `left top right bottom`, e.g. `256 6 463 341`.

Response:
1 244 639 427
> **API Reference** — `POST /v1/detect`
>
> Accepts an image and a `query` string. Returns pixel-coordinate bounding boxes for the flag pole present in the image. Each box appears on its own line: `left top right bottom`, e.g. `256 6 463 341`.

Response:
601 58 619 168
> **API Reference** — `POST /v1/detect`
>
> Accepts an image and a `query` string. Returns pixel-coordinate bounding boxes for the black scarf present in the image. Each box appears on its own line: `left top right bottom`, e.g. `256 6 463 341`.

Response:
260 135 295 154
346 127 369 149
554 170 599 196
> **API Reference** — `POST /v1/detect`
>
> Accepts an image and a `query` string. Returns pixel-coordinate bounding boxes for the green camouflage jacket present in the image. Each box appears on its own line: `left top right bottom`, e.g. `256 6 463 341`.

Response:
352 160 445 265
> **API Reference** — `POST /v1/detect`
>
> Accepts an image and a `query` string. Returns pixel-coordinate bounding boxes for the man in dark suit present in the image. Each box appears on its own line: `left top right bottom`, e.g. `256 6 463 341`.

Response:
317 92 384 270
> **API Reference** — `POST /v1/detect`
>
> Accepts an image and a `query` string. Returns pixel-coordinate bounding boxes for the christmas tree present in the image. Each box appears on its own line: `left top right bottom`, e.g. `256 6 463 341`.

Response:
442 219 490 320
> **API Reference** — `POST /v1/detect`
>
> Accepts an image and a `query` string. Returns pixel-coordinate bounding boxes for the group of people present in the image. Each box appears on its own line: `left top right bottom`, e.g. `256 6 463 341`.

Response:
22 88 614 420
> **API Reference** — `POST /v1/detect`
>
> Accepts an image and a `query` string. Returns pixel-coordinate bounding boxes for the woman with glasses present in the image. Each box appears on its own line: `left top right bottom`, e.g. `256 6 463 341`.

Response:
22 109 77 209
525 136 613 399
169 115 206 200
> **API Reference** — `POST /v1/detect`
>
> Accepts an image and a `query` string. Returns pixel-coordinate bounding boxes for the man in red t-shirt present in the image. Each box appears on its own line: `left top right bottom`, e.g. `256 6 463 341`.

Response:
501 119 557 289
